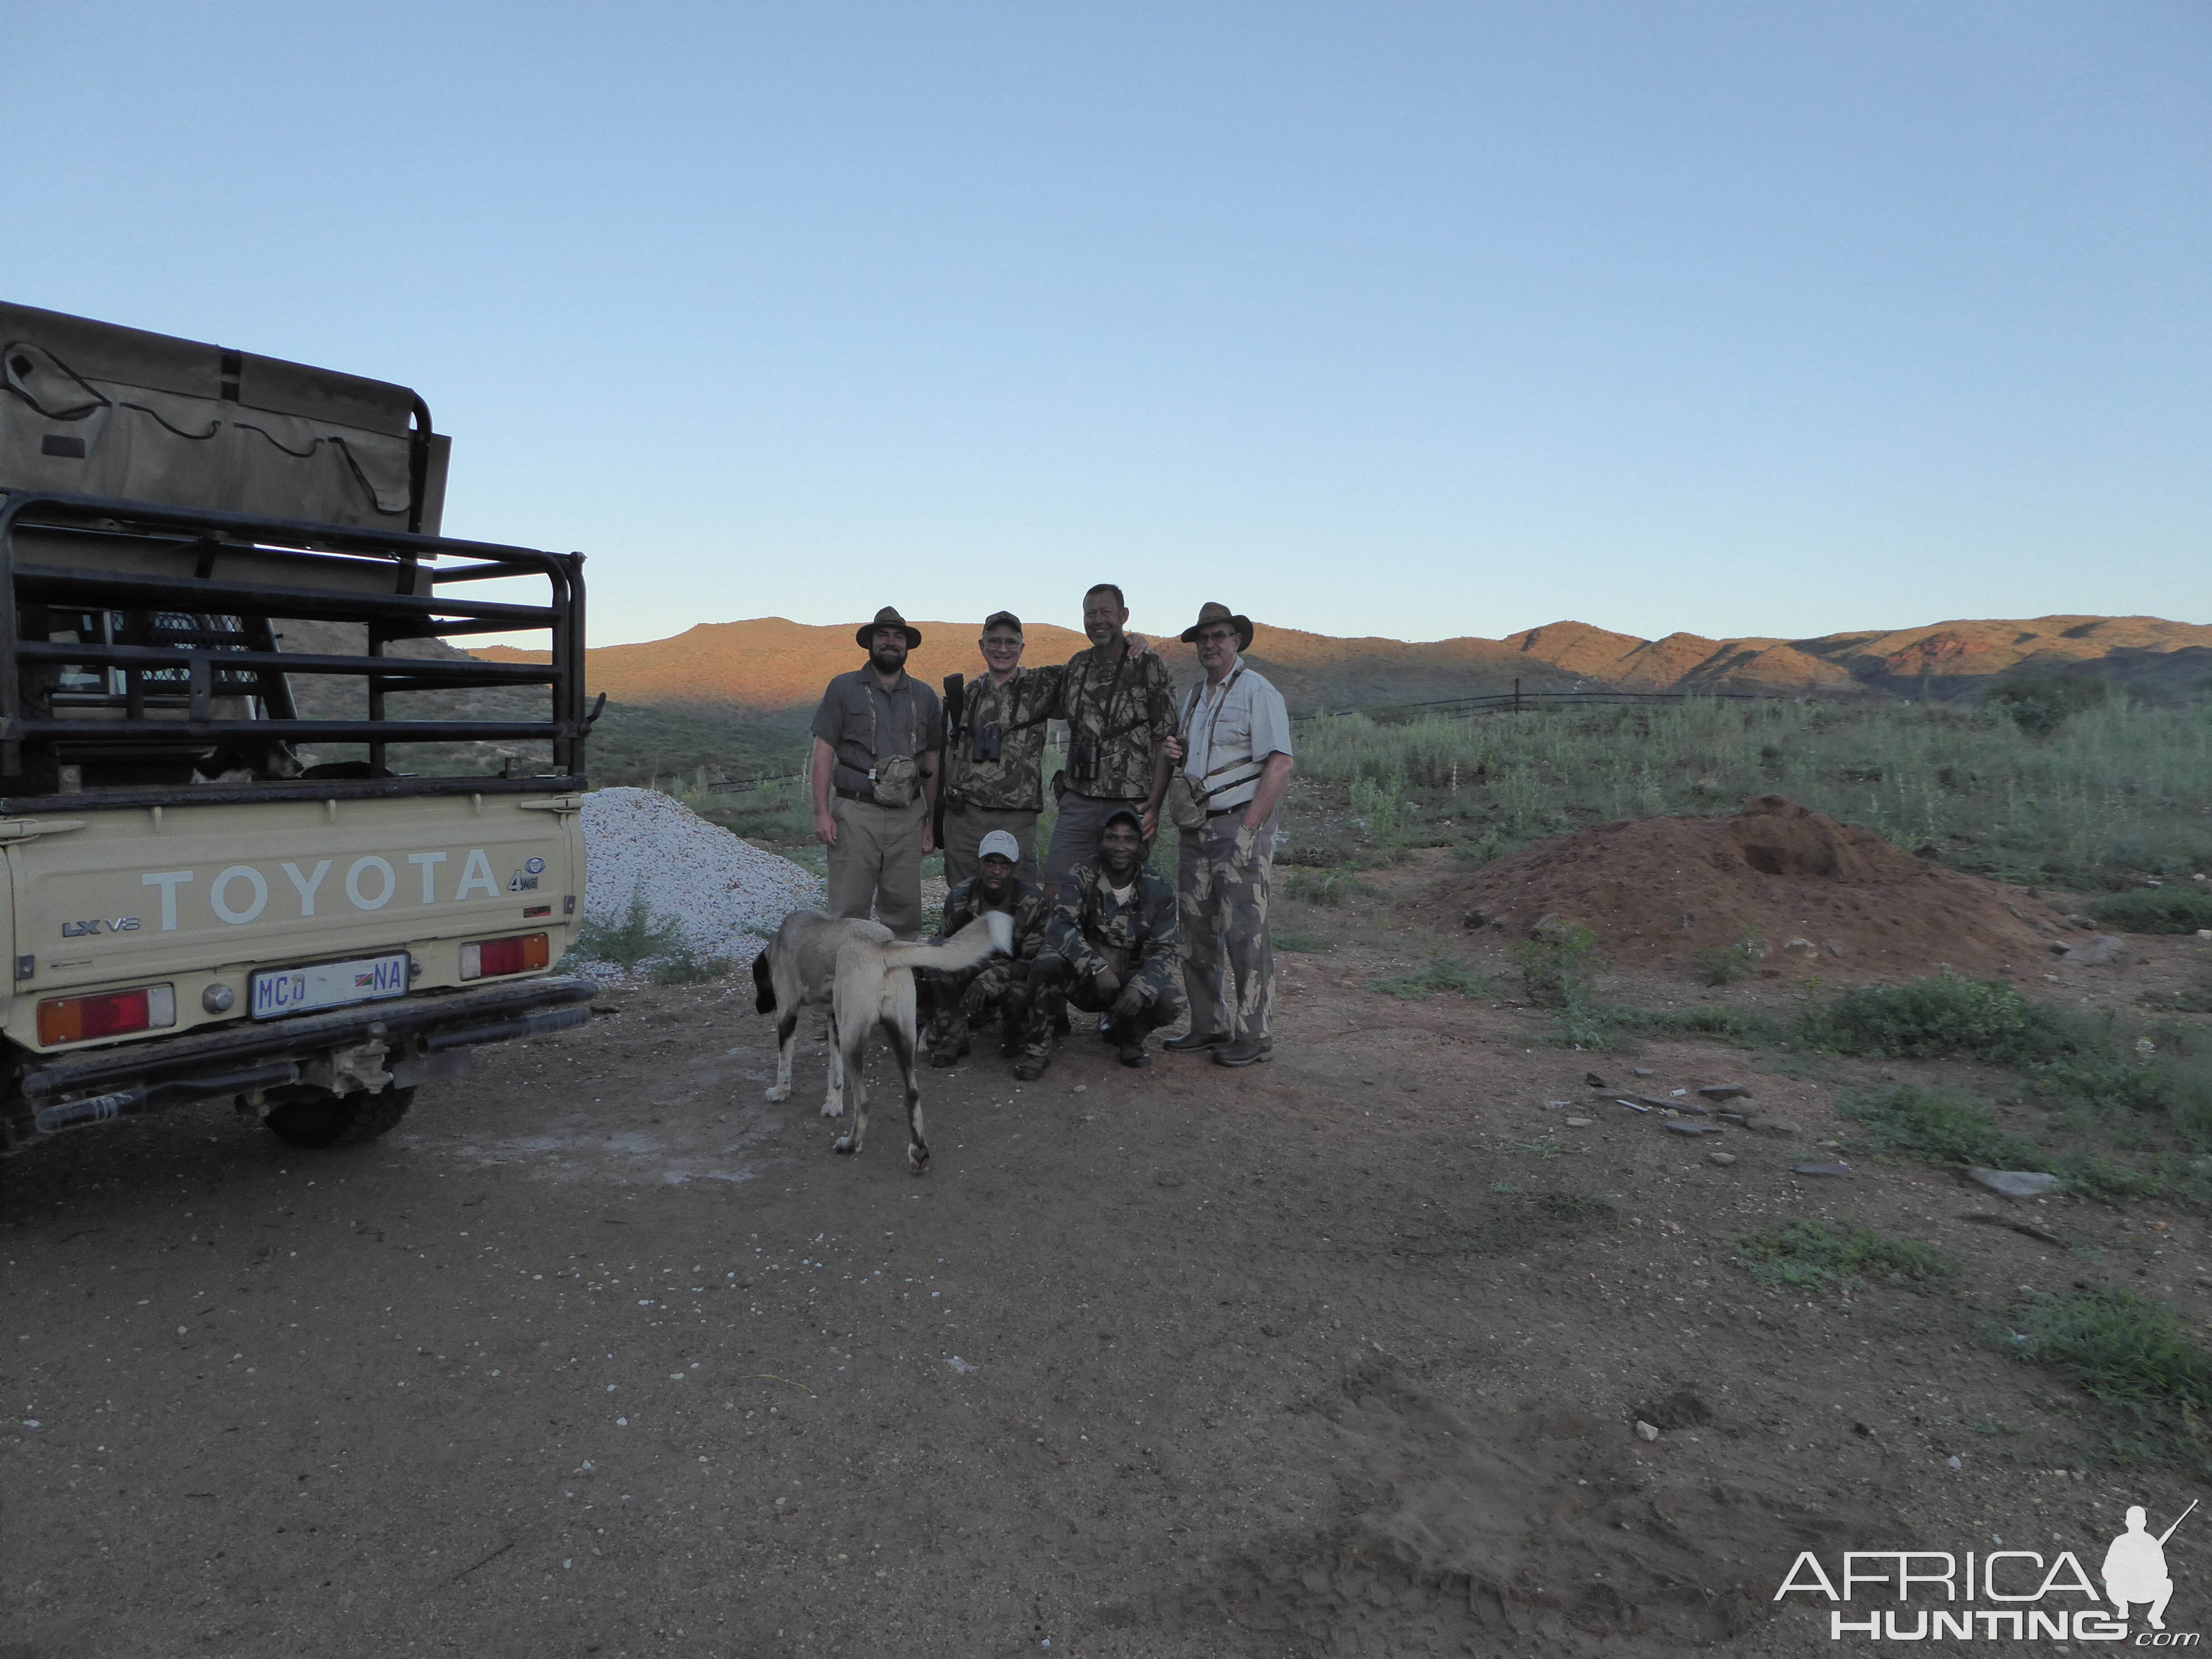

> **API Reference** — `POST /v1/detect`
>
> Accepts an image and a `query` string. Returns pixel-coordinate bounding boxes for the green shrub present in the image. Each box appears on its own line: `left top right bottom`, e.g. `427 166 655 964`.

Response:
1369 955 1493 1001
1624 1005 1790 1048
1984 678 2104 739
1696 933 1762 986
2091 888 2212 935
1284 868 1378 907
1838 1084 2040 1169
2040 1054 2178 1115
1736 1219 1958 1298
648 942 732 985
1514 921 1599 1008
576 885 693 968
1809 970 2075 1062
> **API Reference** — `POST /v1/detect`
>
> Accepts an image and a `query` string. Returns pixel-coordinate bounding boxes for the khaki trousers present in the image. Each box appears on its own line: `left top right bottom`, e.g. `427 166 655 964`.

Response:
1177 813 1276 1045
826 796 927 939
941 802 1040 889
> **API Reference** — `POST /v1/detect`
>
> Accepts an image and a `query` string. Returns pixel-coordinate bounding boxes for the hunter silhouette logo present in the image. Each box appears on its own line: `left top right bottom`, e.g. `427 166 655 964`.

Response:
1776 1498 2198 1642
2105 1501 2194 1631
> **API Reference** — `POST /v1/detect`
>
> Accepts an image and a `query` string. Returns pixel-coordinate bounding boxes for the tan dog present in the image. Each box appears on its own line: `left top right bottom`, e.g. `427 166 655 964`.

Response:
752 909 1011 1171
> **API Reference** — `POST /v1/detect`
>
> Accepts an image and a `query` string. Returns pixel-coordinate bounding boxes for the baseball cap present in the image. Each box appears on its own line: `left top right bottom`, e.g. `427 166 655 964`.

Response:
982 611 1023 634
977 830 1022 863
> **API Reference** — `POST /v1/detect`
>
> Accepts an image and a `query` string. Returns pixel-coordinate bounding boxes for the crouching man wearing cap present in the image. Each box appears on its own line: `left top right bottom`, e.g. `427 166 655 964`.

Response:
1017 808 1181 1077
810 606 946 939
920 829 1050 1068
1162 602 1294 1067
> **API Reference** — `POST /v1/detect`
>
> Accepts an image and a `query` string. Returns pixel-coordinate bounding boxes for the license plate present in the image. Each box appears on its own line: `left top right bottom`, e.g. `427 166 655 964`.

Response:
250 952 410 1020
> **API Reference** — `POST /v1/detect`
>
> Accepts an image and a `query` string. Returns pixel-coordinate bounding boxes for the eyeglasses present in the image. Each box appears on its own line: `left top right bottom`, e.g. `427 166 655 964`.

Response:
1196 629 1238 644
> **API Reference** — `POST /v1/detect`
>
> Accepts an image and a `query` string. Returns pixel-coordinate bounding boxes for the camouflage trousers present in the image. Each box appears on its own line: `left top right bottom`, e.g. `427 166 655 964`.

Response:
920 962 1036 1061
1027 957 1183 1064
1176 814 1276 1045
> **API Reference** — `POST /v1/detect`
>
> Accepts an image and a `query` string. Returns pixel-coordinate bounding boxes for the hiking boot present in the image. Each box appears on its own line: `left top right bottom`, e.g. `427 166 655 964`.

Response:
1213 1039 1273 1068
928 1043 968 1069
1164 1030 1228 1054
1118 1046 1153 1070
1012 1057 1050 1082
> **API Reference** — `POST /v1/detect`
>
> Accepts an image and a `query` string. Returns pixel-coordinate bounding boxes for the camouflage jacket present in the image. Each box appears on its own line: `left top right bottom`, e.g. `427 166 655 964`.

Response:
942 875 1050 998
942 665 1064 813
1050 643 1178 802
1040 863 1179 1006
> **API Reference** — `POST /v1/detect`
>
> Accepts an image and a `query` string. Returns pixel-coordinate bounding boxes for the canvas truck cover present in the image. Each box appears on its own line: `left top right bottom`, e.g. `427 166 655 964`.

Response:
0 303 450 533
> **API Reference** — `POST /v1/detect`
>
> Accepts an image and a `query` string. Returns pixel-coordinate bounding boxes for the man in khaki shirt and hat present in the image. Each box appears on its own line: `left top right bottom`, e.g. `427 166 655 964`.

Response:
1162 601 1294 1067
809 607 946 940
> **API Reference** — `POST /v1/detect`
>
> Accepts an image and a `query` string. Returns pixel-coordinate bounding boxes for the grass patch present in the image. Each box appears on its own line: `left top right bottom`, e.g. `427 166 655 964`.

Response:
1393 1188 1614 1256
1998 1285 2212 1475
1735 1218 1959 1298
1284 868 1381 907
647 942 733 986
1293 691 2212 887
1273 926 1336 954
576 885 693 968
1622 1004 1792 1048
1837 1083 2041 1169
1695 933 1763 987
1838 1082 2211 1209
1809 969 2077 1063
1369 954 1494 1000
2092 887 2212 934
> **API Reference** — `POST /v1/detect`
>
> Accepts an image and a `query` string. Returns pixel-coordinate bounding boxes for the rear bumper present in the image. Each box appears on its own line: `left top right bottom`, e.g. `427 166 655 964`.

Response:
4 975 597 1152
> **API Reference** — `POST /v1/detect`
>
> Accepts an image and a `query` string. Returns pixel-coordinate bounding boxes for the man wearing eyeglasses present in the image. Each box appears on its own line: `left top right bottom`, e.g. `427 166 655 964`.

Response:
938 611 1053 889
1161 602 1294 1068
941 606 1161 891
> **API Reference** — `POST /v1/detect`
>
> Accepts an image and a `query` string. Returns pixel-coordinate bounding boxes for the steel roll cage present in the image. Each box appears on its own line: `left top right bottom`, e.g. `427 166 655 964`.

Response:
0 489 589 806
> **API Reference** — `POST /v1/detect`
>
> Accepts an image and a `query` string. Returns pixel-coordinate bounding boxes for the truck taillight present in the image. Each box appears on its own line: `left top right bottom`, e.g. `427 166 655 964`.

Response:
37 984 178 1045
459 933 550 981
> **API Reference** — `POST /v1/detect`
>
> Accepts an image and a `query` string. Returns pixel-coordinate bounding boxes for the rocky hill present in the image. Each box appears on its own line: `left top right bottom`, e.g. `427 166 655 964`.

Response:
478 612 2212 717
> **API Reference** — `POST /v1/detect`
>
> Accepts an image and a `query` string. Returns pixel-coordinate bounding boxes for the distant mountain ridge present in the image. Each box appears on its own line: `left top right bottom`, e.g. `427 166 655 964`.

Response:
477 613 2212 716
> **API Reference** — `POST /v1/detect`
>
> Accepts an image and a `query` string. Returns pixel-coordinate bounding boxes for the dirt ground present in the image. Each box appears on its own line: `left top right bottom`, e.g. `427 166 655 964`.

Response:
5 858 2208 1658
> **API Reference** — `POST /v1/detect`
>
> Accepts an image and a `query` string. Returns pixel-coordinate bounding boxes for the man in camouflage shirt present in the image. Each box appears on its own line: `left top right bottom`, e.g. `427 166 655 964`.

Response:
1017 808 1182 1077
942 608 1164 890
939 612 1057 888
1039 583 1180 904
921 830 1050 1068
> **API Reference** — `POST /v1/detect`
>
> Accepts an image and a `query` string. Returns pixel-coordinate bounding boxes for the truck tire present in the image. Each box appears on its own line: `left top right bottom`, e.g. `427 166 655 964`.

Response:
262 1086 417 1148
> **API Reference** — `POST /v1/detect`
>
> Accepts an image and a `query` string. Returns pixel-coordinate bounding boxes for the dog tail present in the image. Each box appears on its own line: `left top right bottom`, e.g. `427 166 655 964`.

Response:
752 948 776 1015
881 909 1012 974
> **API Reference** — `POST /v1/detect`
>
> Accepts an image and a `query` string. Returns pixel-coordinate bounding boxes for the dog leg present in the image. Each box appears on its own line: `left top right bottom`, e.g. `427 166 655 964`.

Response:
765 1012 799 1102
890 1022 928 1175
821 1012 846 1118
832 1027 868 1156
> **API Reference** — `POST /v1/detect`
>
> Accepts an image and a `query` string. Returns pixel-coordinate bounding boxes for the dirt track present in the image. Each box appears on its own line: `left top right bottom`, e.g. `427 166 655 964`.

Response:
5 906 2206 1657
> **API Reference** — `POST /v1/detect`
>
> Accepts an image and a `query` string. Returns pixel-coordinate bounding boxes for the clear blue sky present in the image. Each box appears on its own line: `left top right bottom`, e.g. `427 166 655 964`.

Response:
4 2 2205 648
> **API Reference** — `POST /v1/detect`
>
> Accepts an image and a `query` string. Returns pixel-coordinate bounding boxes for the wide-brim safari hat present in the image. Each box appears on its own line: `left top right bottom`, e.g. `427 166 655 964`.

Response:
1178 600 1253 651
856 606 923 649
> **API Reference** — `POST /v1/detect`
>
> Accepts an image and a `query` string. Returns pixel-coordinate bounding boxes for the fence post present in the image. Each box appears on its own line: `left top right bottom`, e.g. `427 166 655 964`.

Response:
1513 677 1522 715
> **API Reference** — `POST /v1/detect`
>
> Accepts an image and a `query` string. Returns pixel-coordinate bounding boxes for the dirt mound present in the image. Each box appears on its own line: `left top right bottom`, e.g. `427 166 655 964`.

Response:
1448 796 2071 980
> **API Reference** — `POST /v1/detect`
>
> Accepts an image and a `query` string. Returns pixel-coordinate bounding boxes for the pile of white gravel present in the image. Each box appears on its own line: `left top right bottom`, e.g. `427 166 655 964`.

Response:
579 787 823 965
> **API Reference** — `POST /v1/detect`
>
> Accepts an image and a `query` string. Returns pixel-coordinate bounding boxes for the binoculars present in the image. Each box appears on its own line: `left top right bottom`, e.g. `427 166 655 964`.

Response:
970 722 1004 764
1068 732 1101 782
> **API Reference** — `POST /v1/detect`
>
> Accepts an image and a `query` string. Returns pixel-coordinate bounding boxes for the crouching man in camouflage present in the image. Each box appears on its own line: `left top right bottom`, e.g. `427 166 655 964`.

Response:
1017 808 1181 1078
921 830 1049 1068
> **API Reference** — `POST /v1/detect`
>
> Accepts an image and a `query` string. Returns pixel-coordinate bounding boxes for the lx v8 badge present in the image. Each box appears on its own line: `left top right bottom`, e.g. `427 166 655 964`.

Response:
60 917 141 938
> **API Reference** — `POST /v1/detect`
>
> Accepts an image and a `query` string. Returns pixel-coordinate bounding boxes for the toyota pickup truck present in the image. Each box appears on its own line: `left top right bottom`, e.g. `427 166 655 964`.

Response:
0 302 596 1153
